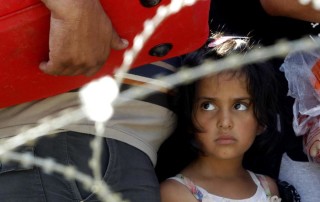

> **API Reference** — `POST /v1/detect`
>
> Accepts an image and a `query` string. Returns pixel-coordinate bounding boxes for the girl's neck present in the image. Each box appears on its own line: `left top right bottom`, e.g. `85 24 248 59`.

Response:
181 157 257 199
184 156 246 179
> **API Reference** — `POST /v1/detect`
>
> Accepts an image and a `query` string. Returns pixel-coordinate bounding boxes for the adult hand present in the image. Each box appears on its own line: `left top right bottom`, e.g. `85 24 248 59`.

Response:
40 0 128 76
309 139 320 159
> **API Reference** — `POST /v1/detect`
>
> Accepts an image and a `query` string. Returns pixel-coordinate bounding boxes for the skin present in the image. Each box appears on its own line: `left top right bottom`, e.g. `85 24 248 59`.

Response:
260 0 320 22
161 72 279 202
309 137 320 159
40 0 128 76
260 0 320 160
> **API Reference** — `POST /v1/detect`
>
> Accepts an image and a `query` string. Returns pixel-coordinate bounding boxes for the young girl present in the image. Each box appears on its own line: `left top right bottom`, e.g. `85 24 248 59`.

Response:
160 33 282 202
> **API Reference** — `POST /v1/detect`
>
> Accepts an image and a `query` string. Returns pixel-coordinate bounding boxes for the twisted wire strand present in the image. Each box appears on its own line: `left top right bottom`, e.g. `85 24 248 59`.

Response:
300 0 320 9
114 0 197 85
0 1 197 201
0 37 319 202
1 0 320 201
1 151 125 202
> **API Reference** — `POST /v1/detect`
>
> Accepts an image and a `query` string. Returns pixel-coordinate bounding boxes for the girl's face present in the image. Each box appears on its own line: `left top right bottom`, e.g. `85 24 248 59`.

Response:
193 72 262 160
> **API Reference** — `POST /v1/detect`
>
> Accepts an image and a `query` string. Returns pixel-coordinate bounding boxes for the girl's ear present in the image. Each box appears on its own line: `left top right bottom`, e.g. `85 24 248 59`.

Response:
257 125 267 136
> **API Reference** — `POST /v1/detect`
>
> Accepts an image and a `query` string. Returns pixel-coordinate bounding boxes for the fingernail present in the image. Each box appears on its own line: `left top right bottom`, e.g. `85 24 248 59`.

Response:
39 62 47 71
121 39 129 47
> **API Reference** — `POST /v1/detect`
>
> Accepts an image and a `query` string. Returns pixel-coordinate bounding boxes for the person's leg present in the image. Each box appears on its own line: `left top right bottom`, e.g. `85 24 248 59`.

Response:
35 131 159 202
0 131 160 202
0 131 107 202
34 131 107 202
0 146 46 202
100 139 160 202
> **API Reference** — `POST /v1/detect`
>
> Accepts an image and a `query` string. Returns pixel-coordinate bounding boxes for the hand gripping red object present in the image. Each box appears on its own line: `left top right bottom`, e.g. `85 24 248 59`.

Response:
0 0 210 108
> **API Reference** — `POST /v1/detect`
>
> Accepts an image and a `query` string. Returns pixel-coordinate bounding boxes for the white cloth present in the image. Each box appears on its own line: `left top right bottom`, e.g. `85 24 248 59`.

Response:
279 153 320 202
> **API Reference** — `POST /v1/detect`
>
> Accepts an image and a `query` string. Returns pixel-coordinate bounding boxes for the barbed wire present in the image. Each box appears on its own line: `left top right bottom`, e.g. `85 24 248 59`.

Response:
1 36 319 202
1 0 320 202
300 0 320 9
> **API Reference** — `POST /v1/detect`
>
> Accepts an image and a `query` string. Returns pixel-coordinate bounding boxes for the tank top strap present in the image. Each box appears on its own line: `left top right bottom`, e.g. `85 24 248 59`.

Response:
170 174 204 201
250 171 272 198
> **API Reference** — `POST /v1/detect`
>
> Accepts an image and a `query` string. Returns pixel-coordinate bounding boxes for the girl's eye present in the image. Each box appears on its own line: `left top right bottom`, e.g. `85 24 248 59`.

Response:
234 103 248 111
201 102 215 111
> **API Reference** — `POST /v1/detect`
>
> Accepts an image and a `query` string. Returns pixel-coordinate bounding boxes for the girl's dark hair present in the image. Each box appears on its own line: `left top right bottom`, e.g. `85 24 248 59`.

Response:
176 32 280 172
156 32 281 181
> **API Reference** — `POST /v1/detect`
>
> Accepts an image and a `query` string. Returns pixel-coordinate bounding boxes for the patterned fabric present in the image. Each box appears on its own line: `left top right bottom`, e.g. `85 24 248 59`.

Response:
176 174 204 201
169 171 282 202
119 57 181 93
256 174 272 197
117 57 182 108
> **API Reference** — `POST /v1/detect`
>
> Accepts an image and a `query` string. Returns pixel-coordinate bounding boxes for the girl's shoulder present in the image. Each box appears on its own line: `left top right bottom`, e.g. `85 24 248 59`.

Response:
254 173 280 199
160 175 199 202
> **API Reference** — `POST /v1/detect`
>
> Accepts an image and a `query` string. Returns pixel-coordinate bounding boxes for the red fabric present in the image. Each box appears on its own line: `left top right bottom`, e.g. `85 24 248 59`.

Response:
0 0 210 108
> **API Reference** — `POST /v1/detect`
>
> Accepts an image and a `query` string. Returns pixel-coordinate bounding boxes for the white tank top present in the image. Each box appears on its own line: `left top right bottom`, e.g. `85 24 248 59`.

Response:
169 171 280 202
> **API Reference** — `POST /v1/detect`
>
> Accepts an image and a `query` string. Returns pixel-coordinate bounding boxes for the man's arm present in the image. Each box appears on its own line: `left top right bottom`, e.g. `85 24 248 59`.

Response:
260 0 320 22
40 0 128 76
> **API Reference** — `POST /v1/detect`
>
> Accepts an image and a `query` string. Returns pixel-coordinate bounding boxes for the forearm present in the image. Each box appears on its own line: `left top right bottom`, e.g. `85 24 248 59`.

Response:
260 0 320 22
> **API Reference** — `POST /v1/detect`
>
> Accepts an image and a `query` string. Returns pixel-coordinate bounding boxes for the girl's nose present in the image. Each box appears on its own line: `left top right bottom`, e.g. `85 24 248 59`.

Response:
217 110 233 129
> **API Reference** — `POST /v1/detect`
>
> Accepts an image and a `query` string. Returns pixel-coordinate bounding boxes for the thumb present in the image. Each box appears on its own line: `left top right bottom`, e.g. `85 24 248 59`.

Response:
110 30 128 50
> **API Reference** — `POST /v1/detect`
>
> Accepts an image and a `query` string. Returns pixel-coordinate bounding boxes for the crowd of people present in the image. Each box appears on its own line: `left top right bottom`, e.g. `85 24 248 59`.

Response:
0 0 320 202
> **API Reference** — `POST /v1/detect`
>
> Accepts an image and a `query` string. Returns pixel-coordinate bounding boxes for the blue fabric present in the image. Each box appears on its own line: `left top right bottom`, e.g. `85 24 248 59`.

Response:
0 132 159 202
129 57 181 77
